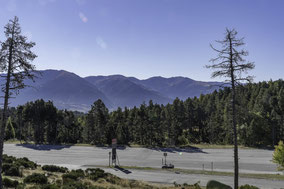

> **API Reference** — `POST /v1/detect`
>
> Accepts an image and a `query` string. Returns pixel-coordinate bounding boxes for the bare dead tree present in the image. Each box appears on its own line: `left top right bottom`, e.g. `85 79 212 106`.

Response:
206 28 255 189
0 16 37 188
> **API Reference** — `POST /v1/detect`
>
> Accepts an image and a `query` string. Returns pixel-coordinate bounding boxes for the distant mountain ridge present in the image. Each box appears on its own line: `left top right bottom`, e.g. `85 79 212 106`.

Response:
8 70 113 112
5 69 220 112
128 76 221 100
85 75 171 108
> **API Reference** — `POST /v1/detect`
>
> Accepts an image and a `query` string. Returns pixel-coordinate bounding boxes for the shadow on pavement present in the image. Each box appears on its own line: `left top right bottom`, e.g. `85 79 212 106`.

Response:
16 144 72 151
114 166 132 174
148 146 208 154
98 145 207 153
97 146 126 150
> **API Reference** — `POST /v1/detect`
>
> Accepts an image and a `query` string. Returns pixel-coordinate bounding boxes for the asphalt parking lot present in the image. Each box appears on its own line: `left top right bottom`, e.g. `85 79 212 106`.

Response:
3 144 283 188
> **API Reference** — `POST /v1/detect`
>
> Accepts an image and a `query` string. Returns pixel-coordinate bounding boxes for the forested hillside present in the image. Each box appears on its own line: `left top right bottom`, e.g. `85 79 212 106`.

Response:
4 80 284 147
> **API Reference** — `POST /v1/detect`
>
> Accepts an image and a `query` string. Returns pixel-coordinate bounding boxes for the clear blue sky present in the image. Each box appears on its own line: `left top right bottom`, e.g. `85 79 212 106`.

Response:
0 0 283 82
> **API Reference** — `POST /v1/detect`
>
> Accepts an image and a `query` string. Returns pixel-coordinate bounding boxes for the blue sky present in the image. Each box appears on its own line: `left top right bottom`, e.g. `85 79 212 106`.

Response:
0 0 283 82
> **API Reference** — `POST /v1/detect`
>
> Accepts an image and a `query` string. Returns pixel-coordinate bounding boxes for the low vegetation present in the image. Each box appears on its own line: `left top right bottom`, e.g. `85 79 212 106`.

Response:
1 154 205 189
90 165 284 181
206 180 232 189
272 140 284 170
2 154 37 177
24 173 48 184
42 165 68 173
2 177 19 188
239 185 259 189
0 154 261 188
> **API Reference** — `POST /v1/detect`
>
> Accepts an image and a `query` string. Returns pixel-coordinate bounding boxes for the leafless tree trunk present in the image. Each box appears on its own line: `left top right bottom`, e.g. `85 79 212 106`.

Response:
206 28 255 189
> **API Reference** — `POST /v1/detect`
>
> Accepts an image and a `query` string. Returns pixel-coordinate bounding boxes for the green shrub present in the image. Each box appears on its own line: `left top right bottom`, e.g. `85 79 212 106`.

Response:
55 179 62 185
183 182 202 189
16 183 25 189
86 168 107 181
24 173 48 184
42 165 68 173
62 180 88 189
3 154 16 164
2 163 12 173
62 173 78 182
62 169 85 183
72 169 85 176
206 180 232 189
88 186 105 189
105 174 121 185
15 157 37 169
27 186 41 189
3 154 37 170
85 168 101 174
3 177 19 187
41 184 61 189
173 181 180 187
178 135 189 145
240 184 259 189
273 140 284 170
5 165 20 176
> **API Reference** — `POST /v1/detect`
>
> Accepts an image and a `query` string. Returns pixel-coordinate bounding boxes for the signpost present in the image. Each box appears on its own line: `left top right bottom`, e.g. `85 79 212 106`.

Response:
163 152 167 165
109 152 111 167
112 138 117 166
161 152 174 169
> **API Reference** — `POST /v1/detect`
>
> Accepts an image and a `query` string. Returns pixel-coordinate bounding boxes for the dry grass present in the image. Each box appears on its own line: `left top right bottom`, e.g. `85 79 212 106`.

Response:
3 165 203 189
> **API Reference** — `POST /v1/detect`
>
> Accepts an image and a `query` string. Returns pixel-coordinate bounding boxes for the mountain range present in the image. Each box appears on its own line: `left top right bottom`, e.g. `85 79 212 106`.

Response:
6 69 220 112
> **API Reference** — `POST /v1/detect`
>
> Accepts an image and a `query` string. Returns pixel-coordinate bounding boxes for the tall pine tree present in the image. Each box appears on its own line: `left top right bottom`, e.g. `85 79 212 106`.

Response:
0 17 36 188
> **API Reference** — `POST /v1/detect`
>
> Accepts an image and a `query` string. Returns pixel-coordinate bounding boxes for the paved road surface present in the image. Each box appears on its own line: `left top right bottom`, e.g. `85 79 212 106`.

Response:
3 144 284 188
102 168 284 189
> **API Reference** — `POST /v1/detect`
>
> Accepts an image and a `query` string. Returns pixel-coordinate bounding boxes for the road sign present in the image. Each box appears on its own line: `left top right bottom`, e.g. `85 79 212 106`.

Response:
112 138 117 148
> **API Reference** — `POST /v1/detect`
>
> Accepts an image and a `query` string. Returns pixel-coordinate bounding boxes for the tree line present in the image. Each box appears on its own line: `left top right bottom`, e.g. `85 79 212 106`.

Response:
2 79 283 147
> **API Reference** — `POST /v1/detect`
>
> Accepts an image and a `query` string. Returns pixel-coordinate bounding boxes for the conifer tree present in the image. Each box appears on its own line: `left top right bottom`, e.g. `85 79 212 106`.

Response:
86 99 109 144
206 28 255 189
0 16 36 188
5 117 15 140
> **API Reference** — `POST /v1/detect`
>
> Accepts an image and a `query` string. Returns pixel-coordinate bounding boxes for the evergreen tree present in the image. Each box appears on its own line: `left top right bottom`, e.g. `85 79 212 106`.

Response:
45 101 58 144
85 99 109 144
5 117 15 140
0 17 36 188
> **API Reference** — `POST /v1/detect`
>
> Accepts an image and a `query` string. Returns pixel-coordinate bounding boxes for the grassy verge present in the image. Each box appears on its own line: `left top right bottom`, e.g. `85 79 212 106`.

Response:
4 139 25 144
187 144 251 149
85 164 284 181
171 168 284 180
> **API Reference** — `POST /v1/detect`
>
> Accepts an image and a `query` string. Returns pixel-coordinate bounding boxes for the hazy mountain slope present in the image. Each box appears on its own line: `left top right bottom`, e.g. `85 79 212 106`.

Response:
129 76 220 100
85 75 172 108
9 70 113 112
2 69 220 112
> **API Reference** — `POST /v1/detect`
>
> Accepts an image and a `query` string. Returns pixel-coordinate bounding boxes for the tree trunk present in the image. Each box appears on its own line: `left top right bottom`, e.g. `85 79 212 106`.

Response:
232 82 239 189
229 35 239 189
0 22 14 189
272 124 275 147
